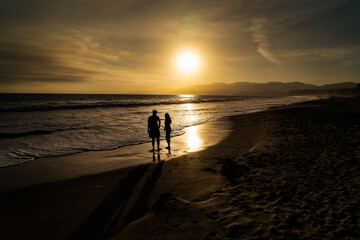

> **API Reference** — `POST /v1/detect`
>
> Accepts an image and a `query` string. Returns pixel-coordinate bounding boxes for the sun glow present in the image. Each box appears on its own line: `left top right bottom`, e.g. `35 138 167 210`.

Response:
176 51 200 74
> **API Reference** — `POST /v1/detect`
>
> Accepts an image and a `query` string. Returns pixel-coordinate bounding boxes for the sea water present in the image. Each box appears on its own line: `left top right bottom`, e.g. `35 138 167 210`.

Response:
0 94 315 167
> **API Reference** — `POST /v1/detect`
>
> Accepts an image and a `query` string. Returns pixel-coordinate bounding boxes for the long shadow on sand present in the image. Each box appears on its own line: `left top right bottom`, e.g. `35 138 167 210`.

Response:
71 161 164 240
123 161 164 226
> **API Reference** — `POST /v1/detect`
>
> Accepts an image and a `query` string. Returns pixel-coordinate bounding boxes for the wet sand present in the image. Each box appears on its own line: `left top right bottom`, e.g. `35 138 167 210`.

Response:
0 97 359 239
0 118 231 192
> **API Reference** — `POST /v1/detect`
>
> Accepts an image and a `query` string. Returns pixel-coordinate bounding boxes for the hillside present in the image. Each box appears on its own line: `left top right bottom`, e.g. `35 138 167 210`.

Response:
176 82 358 96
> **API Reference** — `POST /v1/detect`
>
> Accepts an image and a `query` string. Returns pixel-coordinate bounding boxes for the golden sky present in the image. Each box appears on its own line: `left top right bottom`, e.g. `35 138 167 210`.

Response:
0 0 359 93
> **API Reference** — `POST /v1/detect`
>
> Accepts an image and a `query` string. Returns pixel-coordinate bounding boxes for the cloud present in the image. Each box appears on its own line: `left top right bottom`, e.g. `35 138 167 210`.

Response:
0 40 99 84
250 16 282 65
0 0 359 92
281 45 360 65
0 29 166 85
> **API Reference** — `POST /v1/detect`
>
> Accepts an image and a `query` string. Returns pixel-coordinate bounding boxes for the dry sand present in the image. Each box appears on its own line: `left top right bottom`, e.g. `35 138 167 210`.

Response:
0 97 359 239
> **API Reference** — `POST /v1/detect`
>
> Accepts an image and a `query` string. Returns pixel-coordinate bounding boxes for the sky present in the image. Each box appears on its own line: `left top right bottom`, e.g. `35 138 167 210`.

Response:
0 0 359 93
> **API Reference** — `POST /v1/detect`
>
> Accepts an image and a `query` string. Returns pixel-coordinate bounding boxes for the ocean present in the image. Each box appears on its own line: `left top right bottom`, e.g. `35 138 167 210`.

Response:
0 94 315 167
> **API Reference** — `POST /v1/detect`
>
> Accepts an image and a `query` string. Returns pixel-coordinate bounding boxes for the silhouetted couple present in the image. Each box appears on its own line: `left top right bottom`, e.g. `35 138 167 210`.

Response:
148 110 172 151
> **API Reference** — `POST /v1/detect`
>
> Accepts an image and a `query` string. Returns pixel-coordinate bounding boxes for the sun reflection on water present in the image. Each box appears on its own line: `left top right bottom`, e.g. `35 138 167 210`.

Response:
186 126 202 152
183 103 194 110
181 103 200 125
179 94 194 99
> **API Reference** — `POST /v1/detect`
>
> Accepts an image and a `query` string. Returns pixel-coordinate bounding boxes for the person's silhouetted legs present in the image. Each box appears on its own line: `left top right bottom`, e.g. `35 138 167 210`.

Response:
152 138 155 151
165 132 171 149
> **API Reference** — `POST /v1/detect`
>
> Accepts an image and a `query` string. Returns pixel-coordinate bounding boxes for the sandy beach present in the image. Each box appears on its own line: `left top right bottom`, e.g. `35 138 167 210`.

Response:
0 97 359 239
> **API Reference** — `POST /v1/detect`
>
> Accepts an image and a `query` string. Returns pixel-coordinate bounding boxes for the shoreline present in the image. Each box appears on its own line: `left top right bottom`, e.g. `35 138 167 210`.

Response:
1 97 358 239
0 116 219 170
0 117 232 192
0 95 317 170
0 96 315 192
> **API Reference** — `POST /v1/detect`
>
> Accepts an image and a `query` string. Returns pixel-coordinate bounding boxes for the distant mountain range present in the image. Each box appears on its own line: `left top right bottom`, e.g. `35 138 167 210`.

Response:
176 82 359 96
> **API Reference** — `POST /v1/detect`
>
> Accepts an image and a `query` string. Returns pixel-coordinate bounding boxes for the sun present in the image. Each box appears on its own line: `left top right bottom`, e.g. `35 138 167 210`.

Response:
176 51 200 74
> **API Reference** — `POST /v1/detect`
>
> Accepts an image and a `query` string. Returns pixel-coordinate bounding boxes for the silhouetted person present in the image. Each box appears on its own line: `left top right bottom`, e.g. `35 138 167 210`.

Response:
164 113 172 149
148 110 161 151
